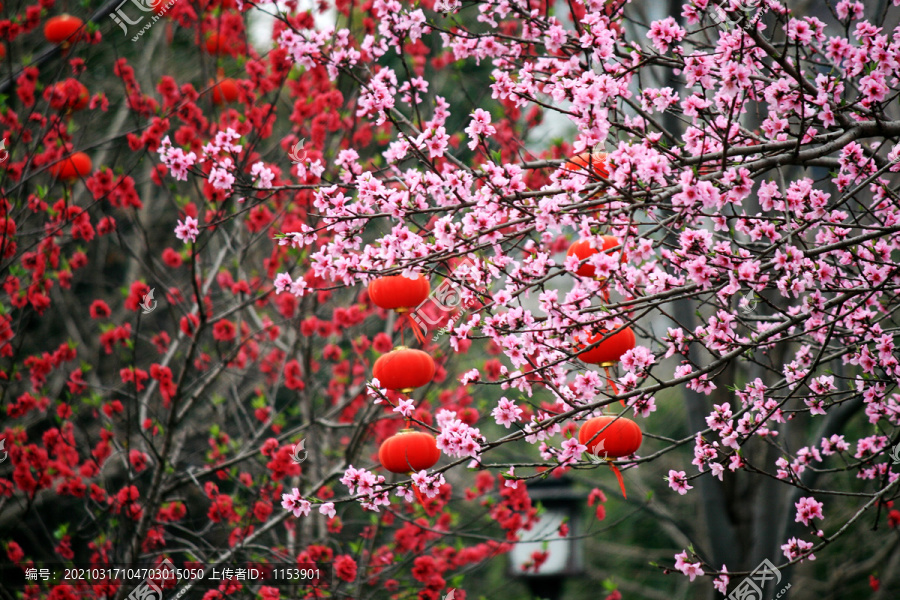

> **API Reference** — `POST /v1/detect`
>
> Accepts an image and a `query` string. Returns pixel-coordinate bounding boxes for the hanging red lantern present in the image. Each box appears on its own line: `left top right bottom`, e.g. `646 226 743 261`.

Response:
44 14 83 46
565 152 610 180
379 429 441 474
578 415 642 458
578 415 642 497
373 347 435 393
566 235 621 278
368 275 430 313
211 78 239 105
577 326 635 366
50 152 92 181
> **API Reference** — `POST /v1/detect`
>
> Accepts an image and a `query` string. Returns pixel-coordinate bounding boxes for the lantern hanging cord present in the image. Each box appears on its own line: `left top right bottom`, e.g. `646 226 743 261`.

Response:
603 365 626 407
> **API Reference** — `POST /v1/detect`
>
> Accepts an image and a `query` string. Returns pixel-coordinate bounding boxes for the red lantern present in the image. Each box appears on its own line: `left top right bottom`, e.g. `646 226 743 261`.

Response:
44 14 83 45
205 32 226 54
368 275 430 313
379 429 441 474
211 78 239 104
578 415 642 498
577 326 635 366
564 152 610 180
566 235 621 278
578 415 642 458
50 152 92 181
373 347 435 393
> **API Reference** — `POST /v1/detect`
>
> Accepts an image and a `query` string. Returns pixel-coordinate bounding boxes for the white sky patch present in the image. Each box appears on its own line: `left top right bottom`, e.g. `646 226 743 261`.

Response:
247 0 337 52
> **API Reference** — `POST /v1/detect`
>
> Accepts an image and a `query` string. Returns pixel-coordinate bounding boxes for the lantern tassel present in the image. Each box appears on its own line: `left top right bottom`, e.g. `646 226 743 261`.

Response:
412 484 428 509
407 312 428 346
604 365 625 407
608 460 627 498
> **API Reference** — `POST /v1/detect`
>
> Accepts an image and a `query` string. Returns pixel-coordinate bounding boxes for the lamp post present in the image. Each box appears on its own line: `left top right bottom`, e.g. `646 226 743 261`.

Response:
508 477 584 600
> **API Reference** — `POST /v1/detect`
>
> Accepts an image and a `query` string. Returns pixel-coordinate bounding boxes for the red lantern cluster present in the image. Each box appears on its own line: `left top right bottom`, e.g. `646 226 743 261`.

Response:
363 274 442 478
379 430 441 474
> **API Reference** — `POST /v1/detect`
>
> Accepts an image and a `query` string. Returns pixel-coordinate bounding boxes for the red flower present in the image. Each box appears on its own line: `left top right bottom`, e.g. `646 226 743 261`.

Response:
888 509 900 528
67 368 88 394
96 216 116 235
70 251 88 270
6 541 25 563
213 320 237 341
162 247 183 267
322 343 342 360
588 487 607 507
283 359 305 390
260 438 279 457
116 485 140 504
258 586 279 600
124 281 151 311
102 400 124 417
253 501 272 521
89 484 106 503
55 535 74 560
208 494 237 523
129 449 149 472
411 556 438 583
120 367 149 391
373 332 393 353
152 331 170 353
180 313 201 336
334 555 357 582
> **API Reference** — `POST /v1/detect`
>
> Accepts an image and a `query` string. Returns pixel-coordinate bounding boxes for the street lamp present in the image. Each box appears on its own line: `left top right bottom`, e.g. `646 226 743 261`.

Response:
508 477 584 600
